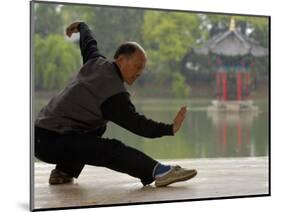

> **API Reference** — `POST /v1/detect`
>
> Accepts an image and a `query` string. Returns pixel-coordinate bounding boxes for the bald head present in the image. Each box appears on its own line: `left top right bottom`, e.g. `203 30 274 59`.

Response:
114 42 147 85
114 41 146 60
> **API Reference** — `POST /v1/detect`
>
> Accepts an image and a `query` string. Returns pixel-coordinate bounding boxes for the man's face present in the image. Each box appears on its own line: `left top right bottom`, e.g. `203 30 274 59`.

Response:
118 50 146 85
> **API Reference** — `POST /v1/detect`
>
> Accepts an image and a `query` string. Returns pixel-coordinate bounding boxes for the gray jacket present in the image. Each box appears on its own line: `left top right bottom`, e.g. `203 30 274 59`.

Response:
35 57 127 134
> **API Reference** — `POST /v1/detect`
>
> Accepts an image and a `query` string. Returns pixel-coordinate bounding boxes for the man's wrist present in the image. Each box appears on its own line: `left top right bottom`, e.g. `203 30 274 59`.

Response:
171 124 175 136
77 22 85 31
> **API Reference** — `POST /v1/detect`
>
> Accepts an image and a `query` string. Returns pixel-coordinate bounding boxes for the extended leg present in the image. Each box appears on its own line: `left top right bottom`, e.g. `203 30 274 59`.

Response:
64 134 158 186
35 127 158 186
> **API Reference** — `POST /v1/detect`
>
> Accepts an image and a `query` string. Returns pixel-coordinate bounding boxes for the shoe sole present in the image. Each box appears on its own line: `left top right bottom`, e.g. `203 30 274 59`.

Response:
155 170 197 187
49 178 74 185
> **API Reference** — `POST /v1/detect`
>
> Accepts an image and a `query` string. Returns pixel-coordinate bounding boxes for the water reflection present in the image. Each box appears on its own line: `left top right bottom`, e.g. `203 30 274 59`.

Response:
34 97 268 159
207 110 260 157
105 100 268 159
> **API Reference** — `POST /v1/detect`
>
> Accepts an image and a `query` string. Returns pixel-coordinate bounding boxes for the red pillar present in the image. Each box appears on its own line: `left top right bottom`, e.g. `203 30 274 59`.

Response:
245 72 250 98
222 72 228 101
236 71 242 100
216 72 221 100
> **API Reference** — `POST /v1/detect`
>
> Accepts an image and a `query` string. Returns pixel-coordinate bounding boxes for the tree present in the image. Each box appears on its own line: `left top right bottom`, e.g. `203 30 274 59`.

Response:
142 11 202 97
172 72 191 98
35 34 81 91
61 5 144 59
89 7 144 59
142 11 202 78
60 4 95 31
34 3 63 37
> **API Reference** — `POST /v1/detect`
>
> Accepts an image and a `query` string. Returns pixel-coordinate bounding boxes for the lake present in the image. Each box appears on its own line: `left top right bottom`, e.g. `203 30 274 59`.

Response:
33 98 269 160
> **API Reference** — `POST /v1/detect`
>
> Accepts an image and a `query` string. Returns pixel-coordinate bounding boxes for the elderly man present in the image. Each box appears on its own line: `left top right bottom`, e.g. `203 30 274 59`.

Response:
34 22 197 187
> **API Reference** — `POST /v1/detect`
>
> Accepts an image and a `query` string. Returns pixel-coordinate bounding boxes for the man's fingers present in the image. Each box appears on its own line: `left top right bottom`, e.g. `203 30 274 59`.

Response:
175 107 187 124
181 106 187 112
66 23 80 37
178 106 187 117
173 106 188 134
175 108 186 122
66 27 72 37
179 106 185 112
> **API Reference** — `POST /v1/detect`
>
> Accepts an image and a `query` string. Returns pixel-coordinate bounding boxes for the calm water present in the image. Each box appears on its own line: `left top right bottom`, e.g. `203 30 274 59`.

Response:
34 98 269 159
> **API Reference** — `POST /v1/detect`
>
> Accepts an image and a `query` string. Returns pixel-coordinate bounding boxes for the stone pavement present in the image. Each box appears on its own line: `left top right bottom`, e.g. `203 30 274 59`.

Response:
33 157 269 210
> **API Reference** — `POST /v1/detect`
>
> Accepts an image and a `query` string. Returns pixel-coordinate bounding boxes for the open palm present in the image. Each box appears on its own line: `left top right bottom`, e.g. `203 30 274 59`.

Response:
173 106 187 134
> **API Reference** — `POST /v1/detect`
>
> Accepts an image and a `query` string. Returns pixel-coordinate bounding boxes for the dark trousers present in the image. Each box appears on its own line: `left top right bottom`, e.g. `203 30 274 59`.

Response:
34 126 158 186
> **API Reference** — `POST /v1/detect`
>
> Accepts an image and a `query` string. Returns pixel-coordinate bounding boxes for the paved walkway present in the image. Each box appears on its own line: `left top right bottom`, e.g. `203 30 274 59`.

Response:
33 157 269 210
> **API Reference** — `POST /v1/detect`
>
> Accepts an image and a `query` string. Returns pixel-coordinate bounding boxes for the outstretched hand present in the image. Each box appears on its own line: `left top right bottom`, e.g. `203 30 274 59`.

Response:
173 106 187 134
66 22 82 37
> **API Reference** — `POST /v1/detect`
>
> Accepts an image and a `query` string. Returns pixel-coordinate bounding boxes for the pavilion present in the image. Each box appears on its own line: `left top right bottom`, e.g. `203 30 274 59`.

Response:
194 17 268 111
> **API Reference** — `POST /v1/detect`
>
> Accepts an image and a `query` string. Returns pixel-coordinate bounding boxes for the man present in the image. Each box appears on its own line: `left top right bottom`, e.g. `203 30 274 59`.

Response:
34 21 197 187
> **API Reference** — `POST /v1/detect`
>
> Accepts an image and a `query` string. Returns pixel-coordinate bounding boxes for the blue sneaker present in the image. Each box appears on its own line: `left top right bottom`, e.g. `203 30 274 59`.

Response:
155 165 197 187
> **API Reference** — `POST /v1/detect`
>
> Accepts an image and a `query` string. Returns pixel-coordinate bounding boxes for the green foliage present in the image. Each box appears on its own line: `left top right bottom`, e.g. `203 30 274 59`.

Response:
33 2 268 95
34 3 63 37
247 17 269 48
89 7 144 58
143 11 201 72
35 34 81 91
171 72 190 98
61 5 144 58
60 5 95 32
142 11 205 92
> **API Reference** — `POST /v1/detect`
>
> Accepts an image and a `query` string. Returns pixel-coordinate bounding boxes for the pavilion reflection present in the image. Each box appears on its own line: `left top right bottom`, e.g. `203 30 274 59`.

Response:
207 110 259 155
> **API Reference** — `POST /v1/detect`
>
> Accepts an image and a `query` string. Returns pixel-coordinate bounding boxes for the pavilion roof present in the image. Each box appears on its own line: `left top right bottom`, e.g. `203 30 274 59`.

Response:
193 19 268 57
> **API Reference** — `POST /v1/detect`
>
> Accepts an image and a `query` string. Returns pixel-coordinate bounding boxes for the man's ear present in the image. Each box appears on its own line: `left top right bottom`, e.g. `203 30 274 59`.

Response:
117 55 129 68
116 55 123 64
116 56 126 73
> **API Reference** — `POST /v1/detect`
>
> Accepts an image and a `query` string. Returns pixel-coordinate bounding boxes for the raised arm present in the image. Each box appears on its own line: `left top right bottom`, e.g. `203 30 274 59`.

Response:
66 22 105 64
